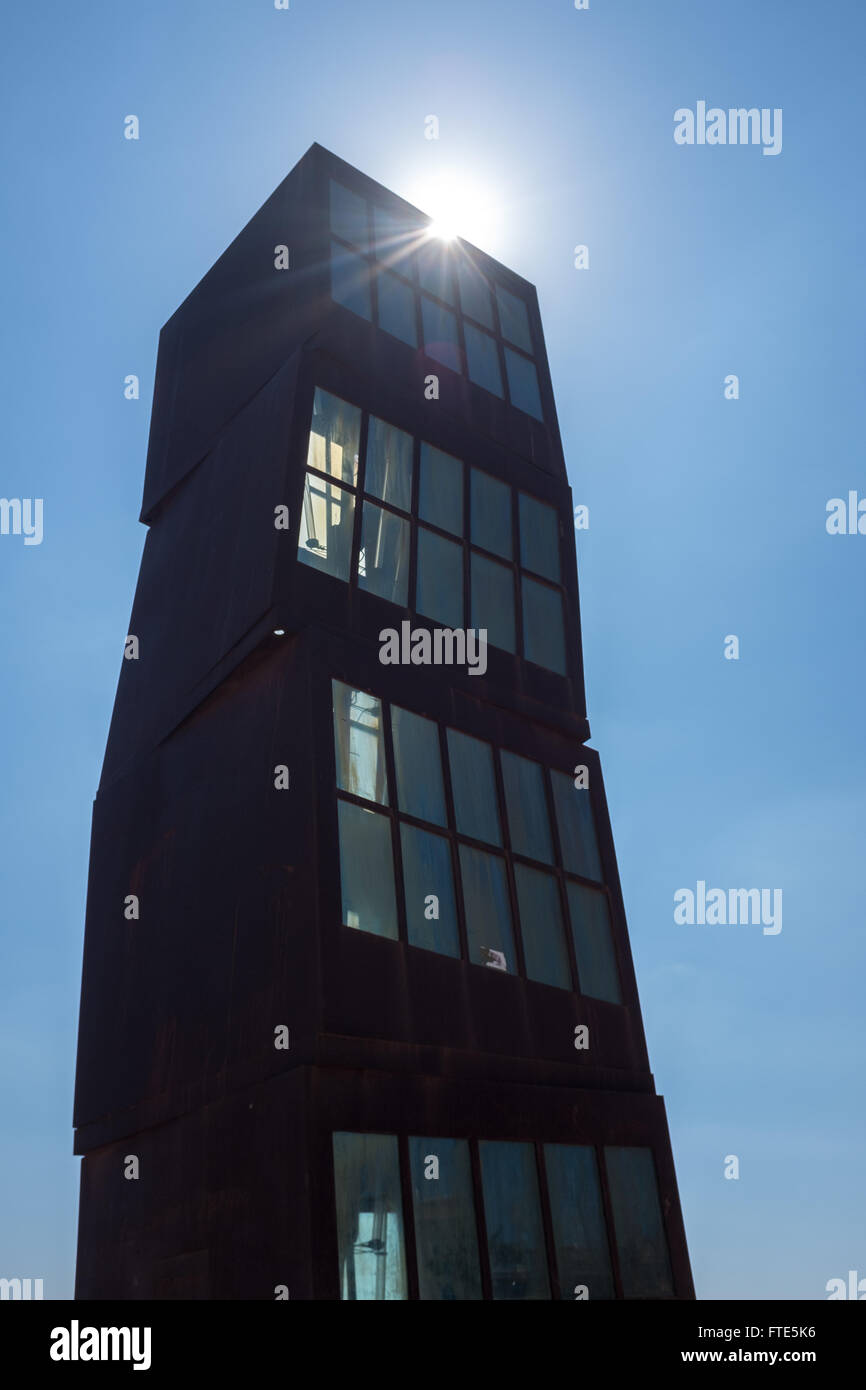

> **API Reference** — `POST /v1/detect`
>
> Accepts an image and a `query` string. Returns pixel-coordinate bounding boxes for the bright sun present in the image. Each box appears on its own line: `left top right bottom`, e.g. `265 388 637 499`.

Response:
411 170 500 249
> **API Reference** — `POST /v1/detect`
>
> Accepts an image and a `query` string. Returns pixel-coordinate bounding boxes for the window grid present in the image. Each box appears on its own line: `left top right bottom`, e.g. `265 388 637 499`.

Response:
303 389 568 673
328 181 544 422
333 682 620 1000
332 1132 668 1300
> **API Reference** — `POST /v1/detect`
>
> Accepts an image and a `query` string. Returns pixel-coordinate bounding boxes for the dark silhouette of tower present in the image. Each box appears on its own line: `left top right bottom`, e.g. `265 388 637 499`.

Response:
73 145 693 1300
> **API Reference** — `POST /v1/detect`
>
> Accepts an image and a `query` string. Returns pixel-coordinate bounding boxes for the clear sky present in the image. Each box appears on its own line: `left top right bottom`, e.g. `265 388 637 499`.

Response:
1 0 864 1300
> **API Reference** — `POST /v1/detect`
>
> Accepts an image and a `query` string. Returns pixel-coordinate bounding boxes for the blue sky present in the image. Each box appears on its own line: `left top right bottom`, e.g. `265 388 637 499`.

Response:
1 0 864 1299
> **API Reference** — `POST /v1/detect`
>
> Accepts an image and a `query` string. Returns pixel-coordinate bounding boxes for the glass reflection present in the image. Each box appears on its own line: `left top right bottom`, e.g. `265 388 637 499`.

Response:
458 845 514 971
500 751 553 864
514 863 571 990
409 1137 483 1300
337 800 398 939
391 706 447 826
401 824 460 958
604 1147 674 1298
479 1141 550 1299
544 1144 615 1299
333 1132 407 1300
447 730 501 846
307 388 361 486
332 682 388 805
297 472 355 581
358 503 409 606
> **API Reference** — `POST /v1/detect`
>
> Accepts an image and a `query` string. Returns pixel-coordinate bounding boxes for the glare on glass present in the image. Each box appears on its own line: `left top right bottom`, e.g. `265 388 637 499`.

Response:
332 681 388 805
337 800 398 939
514 863 571 990
307 387 361 485
364 416 413 511
447 729 501 845
358 503 409 606
377 270 418 348
373 204 414 268
418 443 463 536
458 844 515 970
417 239 455 304
543 1144 615 1299
495 284 533 353
297 472 355 582
400 824 460 958
456 257 494 329
421 296 461 373
333 1132 407 1300
331 241 372 321
409 1137 483 1299
479 1141 550 1299
391 705 447 826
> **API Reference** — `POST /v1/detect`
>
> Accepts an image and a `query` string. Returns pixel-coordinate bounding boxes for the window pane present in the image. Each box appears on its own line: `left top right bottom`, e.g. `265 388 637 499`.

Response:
419 443 463 536
496 284 533 352
456 257 494 328
543 1144 615 1300
505 348 544 420
421 296 461 373
329 180 369 250
409 1137 482 1300
333 1132 406 1300
522 576 567 675
416 527 463 628
514 864 571 990
470 468 512 559
337 800 397 939
358 503 409 606
364 416 413 511
331 241 372 321
479 1141 550 1300
417 239 455 304
298 472 355 581
470 552 514 654
500 752 553 864
447 729 501 846
391 706 447 827
373 204 413 269
604 1148 674 1298
519 492 560 583
550 771 602 881
307 387 361 486
566 882 621 1004
332 681 388 805
458 845 515 970
377 271 418 348
464 323 503 397
400 825 460 958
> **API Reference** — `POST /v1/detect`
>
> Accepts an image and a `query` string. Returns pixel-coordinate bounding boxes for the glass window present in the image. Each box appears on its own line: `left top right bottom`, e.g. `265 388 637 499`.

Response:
471 552 515 654
500 752 553 864
458 845 515 971
364 416 413 511
330 241 372 321
566 882 621 1005
514 864 571 990
479 1141 550 1300
298 472 355 582
505 348 544 420
470 468 512 559
519 493 560 583
550 771 602 881
543 1144 615 1300
377 271 417 348
307 388 361 486
400 824 460 958
604 1148 674 1299
419 443 463 536
421 296 461 373
333 1132 406 1300
337 800 398 939
496 284 533 353
416 527 463 628
391 705 447 827
409 1137 482 1300
358 503 409 606
329 180 369 250
373 204 412 266
417 239 455 305
447 730 501 846
456 257 494 329
464 323 504 398
332 682 388 805
522 576 567 675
